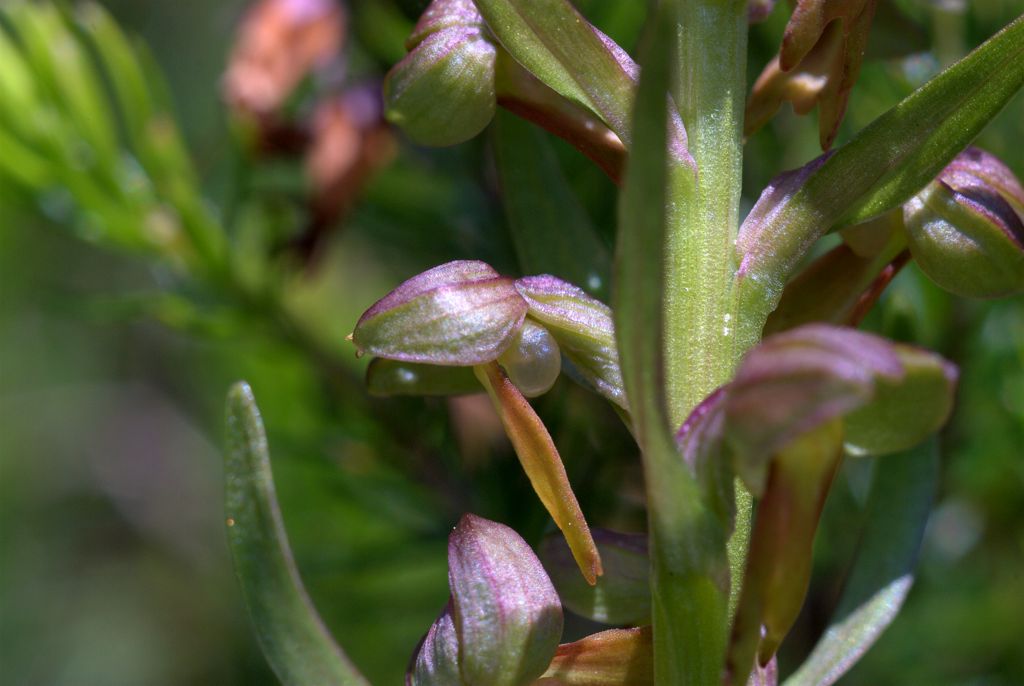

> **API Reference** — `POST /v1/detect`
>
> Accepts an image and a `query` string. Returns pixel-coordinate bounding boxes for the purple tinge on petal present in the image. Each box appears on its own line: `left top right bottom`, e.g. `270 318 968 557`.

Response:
408 601 462 686
407 0 485 49
448 514 563 686
725 324 904 492
353 260 528 366
513 275 627 410
942 146 1024 214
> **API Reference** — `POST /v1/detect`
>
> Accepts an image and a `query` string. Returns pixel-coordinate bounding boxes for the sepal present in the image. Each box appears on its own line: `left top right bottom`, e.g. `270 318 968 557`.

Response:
352 260 527 366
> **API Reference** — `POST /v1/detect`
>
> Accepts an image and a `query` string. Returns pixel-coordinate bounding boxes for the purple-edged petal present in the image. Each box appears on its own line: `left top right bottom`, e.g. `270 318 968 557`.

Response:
539 529 650 625
725 324 903 493
408 601 461 686
514 275 627 411
449 514 563 686
353 260 528 366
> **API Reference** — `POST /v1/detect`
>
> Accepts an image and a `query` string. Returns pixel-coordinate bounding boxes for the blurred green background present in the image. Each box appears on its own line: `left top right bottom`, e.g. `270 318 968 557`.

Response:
0 0 1021 684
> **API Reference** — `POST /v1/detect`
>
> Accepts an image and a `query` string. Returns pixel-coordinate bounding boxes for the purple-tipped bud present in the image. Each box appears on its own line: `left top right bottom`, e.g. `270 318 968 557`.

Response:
903 147 1024 298
384 0 497 146
352 260 528 366
448 514 563 686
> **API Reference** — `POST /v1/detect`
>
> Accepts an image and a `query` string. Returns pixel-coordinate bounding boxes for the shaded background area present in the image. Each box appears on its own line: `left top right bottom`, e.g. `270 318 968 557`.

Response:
0 0 1022 684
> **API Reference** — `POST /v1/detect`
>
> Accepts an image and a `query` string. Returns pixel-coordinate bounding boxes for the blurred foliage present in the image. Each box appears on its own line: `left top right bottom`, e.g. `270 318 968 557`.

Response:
0 0 1021 684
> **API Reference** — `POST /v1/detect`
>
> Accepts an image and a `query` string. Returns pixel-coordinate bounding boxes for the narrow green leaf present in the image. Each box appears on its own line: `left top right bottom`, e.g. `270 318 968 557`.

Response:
473 362 602 584
493 111 611 300
736 15 1024 341
784 439 938 686
224 382 370 686
472 0 637 143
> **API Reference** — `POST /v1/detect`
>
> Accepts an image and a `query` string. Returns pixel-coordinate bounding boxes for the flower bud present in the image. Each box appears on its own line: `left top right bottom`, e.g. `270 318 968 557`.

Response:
384 0 497 146
448 514 563 686
903 147 1024 298
497 320 562 398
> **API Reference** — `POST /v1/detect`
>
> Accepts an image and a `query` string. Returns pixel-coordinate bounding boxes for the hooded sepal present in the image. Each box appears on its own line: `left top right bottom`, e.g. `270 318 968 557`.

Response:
448 514 563 686
352 260 528 366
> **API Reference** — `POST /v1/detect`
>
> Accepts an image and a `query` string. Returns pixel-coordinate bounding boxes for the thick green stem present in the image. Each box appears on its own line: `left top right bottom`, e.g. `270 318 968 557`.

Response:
652 1 752 684
668 0 749 420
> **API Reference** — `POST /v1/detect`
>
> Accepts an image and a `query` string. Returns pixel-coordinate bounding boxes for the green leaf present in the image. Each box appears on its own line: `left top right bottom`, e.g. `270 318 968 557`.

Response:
736 14 1024 340
539 529 651 625
472 0 637 143
784 439 938 686
366 358 481 396
224 383 370 686
493 111 611 300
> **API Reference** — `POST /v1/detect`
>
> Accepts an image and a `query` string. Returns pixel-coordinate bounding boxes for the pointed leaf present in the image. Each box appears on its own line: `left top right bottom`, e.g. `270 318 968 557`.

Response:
493 111 612 298
353 260 528 365
474 362 602 584
536 627 654 685
449 514 563 686
539 529 650 625
224 383 369 686
784 439 938 686
366 358 481 396
515 275 626 411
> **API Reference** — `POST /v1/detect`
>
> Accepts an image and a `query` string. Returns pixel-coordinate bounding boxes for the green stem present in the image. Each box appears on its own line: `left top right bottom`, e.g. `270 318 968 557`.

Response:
669 0 749 420
650 1 752 684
